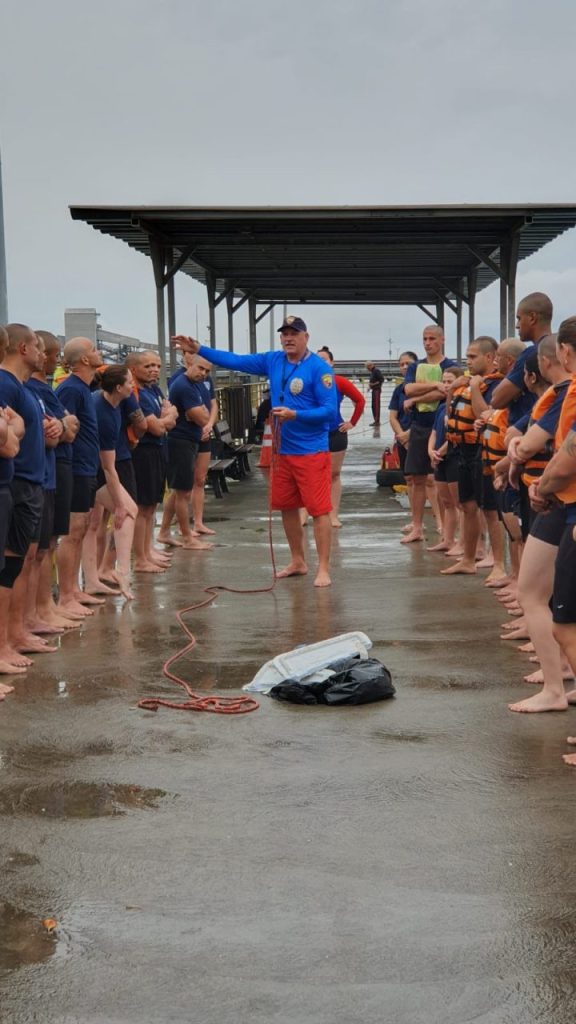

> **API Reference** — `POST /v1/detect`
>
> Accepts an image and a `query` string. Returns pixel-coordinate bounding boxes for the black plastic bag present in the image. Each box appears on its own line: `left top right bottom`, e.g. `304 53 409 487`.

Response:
269 656 394 706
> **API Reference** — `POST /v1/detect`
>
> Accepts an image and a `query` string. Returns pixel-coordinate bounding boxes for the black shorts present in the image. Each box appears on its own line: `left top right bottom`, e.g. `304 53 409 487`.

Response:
328 428 348 453
552 524 576 624
404 422 432 477
166 438 198 492
132 445 167 507
397 442 407 473
53 460 73 537
456 444 481 505
434 443 460 484
0 486 13 570
71 475 97 514
477 470 498 512
530 505 567 546
116 459 137 502
7 478 44 555
38 489 55 551
197 439 212 455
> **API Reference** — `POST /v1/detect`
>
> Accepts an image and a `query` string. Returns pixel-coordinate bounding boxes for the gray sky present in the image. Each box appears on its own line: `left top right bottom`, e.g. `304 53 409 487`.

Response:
1 0 576 359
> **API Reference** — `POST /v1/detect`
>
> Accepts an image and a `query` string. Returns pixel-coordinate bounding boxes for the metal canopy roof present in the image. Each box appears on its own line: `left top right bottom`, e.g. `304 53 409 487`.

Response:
69 204 576 308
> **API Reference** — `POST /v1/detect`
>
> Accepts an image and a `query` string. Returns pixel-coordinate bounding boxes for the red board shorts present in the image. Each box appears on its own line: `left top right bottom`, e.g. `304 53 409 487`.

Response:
271 452 332 517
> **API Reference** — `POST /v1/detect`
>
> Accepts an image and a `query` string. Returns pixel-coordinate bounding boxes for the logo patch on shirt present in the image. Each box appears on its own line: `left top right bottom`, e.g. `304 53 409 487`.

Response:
321 374 333 389
289 377 304 395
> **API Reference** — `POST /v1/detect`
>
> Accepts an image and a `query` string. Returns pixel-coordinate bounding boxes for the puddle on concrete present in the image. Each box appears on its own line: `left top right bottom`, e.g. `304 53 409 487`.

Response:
4 851 41 869
0 782 168 818
0 903 57 970
5 739 115 772
371 729 429 743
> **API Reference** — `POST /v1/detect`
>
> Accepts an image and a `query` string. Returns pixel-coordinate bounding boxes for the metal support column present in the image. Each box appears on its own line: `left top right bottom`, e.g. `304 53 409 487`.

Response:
467 269 477 344
150 239 167 390
166 248 177 374
248 296 257 354
435 300 445 329
206 271 216 348
500 276 508 340
456 296 463 363
225 286 234 352
507 235 520 336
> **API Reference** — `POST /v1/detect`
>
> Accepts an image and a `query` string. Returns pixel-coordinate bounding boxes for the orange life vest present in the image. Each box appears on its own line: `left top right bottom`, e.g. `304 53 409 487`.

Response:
520 382 568 487
551 375 576 504
481 407 509 475
446 373 502 446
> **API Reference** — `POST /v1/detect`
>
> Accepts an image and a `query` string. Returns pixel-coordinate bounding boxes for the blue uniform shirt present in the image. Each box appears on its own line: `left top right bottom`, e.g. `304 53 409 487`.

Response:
115 393 141 461
535 380 570 435
93 392 122 453
0 368 45 485
56 374 100 477
169 374 209 443
26 377 66 490
138 385 165 447
197 346 336 455
432 401 447 449
388 382 412 431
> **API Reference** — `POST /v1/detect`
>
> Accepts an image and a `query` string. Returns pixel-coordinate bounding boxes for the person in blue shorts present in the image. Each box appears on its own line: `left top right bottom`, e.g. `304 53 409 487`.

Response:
173 315 337 587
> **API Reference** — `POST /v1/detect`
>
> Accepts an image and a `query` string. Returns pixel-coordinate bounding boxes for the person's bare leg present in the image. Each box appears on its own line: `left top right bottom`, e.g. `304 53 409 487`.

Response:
483 510 507 583
312 513 332 586
134 507 164 572
145 507 171 565
9 545 57 653
56 512 94 616
428 482 456 551
277 508 308 577
509 537 567 712
81 503 106 593
36 542 78 628
441 501 479 574
175 490 212 550
0 584 28 672
401 475 425 543
329 450 346 528
553 627 576 757
192 451 215 534
25 545 63 634
426 476 442 534
158 490 182 545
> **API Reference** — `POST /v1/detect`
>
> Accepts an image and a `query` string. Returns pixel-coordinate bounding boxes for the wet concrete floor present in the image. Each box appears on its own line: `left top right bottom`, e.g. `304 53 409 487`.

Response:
1 421 576 1023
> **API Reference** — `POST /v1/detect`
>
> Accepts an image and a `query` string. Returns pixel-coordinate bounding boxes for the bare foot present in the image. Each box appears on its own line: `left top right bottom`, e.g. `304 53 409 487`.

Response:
427 540 450 552
0 681 16 693
400 530 424 544
194 524 216 535
12 633 58 654
485 576 514 589
276 561 308 578
524 668 574 685
509 693 568 713
181 538 214 550
0 645 33 667
519 641 536 653
476 556 495 569
485 568 508 585
83 581 121 596
502 617 526 630
330 518 343 528
401 523 415 534
59 599 93 617
444 546 464 558
75 591 106 605
440 560 476 575
157 533 183 547
110 571 134 600
500 629 530 641
38 611 80 630
562 753 576 765
26 620 64 635
314 570 332 587
0 661 25 676
133 561 165 573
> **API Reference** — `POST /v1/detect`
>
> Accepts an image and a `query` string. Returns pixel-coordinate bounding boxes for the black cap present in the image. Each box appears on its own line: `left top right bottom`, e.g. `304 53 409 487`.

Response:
277 315 307 333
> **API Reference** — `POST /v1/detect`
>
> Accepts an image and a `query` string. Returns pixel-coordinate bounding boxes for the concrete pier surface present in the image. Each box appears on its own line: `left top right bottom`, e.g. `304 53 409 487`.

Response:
1 425 575 1024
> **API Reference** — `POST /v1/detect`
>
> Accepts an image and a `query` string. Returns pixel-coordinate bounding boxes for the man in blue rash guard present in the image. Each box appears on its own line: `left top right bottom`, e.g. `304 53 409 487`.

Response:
172 315 338 587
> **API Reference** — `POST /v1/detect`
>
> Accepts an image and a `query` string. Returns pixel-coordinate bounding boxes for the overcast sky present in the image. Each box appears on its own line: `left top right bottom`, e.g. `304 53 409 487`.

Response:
2 0 576 359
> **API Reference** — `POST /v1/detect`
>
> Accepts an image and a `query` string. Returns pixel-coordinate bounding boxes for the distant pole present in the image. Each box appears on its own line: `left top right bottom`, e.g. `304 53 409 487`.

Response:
0 149 8 324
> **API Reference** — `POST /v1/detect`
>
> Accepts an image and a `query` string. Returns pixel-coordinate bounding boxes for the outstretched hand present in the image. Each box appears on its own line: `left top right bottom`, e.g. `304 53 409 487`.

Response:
172 335 200 354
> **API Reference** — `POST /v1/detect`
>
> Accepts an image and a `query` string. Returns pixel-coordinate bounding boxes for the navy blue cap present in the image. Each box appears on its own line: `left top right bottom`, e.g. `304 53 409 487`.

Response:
277 315 307 333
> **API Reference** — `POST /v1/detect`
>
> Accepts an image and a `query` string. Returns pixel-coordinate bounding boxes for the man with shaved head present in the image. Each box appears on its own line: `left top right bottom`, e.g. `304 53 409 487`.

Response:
401 325 457 544
491 292 553 415
54 337 103 616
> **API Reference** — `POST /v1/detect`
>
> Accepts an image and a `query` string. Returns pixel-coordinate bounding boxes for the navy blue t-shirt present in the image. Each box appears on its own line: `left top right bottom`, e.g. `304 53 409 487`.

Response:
93 392 122 453
508 389 536 427
56 374 100 477
388 382 412 431
115 393 141 462
138 385 165 447
0 369 45 485
26 378 66 490
169 373 210 443
168 365 185 387
432 401 447 449
403 358 457 427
